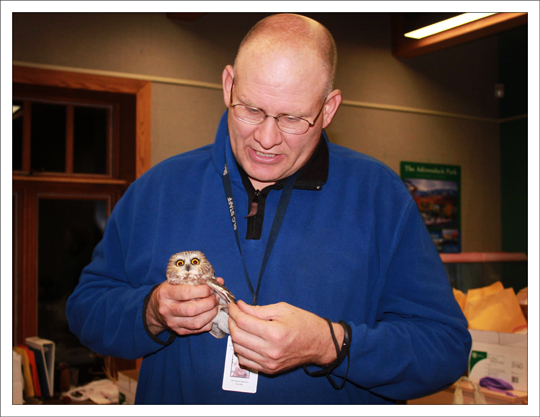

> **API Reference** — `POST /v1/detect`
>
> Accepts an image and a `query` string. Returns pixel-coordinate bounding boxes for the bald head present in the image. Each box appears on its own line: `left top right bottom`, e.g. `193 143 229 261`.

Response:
234 14 337 97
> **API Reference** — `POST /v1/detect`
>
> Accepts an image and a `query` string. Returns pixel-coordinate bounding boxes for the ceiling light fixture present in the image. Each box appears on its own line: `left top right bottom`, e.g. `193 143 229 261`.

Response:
404 13 497 39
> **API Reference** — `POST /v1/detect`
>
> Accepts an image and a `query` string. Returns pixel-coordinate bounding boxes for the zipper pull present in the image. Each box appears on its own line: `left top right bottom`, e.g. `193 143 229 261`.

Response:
245 190 260 218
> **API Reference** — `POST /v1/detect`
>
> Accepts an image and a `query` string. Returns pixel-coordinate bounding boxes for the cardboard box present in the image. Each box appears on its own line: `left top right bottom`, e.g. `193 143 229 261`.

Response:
408 379 528 405
117 369 139 405
468 329 527 391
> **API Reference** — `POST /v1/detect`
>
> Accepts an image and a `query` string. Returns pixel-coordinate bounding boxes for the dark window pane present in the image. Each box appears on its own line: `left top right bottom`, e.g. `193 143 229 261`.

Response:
31 102 66 173
38 198 108 385
12 100 24 171
73 106 108 174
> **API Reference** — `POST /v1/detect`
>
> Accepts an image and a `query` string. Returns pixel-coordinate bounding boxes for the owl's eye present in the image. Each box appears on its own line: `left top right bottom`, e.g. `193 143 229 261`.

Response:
176 259 185 267
191 258 200 266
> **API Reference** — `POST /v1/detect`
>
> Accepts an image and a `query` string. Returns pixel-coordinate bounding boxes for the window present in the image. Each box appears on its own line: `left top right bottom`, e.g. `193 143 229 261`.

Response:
13 98 111 175
12 65 151 381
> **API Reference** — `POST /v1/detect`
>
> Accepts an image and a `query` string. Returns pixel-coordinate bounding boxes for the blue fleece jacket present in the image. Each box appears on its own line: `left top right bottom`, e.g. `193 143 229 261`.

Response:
66 111 471 404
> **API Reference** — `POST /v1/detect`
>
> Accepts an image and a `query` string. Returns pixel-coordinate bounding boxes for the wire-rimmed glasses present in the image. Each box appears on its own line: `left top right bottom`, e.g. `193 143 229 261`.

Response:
229 79 326 135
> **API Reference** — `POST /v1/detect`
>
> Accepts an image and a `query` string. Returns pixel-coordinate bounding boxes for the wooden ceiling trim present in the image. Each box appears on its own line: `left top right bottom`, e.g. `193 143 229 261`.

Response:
392 12 528 58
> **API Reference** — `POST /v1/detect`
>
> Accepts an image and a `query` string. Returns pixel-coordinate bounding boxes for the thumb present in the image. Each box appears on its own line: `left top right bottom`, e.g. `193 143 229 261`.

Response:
236 300 276 320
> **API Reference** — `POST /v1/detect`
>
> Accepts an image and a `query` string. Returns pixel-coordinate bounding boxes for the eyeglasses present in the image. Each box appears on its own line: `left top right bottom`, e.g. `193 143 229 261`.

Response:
229 79 326 135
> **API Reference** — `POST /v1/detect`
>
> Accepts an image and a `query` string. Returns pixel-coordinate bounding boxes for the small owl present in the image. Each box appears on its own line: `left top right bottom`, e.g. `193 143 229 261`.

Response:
166 251 236 339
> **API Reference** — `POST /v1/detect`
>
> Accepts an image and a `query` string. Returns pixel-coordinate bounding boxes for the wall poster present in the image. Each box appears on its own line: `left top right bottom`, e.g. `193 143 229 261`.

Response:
400 161 461 253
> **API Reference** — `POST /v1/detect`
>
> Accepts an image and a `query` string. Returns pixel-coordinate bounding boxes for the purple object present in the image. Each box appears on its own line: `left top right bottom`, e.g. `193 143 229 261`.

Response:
479 377 518 397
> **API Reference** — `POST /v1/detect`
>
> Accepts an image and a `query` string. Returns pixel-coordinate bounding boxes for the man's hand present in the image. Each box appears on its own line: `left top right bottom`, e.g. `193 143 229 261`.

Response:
228 300 344 375
145 278 225 336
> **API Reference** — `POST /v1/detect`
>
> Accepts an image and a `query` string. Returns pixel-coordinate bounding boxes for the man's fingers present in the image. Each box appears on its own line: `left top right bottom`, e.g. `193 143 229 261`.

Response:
169 295 218 318
229 304 289 372
229 309 267 348
229 327 276 374
155 282 222 336
232 341 286 375
236 299 285 320
236 300 267 317
164 282 214 301
168 305 218 334
232 348 264 373
228 301 334 374
228 302 271 340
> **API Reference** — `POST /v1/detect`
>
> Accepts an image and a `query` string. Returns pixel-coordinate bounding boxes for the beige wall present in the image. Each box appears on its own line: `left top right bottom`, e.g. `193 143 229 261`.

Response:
12 12 502 251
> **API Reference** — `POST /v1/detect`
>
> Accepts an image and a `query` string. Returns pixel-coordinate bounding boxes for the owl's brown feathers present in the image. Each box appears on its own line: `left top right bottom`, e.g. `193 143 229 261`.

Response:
166 251 235 338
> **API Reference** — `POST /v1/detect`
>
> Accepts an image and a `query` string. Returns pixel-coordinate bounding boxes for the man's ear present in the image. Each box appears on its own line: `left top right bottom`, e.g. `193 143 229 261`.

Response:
222 65 235 107
321 89 343 129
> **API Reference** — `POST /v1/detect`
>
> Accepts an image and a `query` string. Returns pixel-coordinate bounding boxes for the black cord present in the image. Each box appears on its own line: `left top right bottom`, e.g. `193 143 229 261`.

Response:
303 319 352 390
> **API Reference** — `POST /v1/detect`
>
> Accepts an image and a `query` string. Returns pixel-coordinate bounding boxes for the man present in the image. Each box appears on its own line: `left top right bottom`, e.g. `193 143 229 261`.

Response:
67 14 471 404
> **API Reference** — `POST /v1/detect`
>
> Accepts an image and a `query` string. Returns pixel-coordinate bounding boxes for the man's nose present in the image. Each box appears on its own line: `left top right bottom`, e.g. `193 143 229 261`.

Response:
254 117 283 150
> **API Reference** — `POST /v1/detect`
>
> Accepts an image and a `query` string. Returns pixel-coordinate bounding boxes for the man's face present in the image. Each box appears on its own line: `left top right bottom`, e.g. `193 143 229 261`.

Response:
224 54 333 190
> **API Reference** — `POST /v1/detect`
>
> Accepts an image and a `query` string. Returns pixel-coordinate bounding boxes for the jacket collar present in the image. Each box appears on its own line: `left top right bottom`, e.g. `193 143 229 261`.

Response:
293 133 329 190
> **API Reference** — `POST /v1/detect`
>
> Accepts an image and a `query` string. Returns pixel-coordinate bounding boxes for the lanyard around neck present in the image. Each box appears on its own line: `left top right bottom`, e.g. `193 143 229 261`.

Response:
222 163 298 305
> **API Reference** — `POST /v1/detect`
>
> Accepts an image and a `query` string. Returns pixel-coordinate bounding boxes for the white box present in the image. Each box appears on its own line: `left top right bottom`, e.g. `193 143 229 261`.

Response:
468 329 527 391
117 369 139 405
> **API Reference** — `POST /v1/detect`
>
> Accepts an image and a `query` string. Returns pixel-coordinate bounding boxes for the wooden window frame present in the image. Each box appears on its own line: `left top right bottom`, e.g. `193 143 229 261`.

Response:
12 65 151 345
13 65 151 178
13 97 115 178
12 183 123 345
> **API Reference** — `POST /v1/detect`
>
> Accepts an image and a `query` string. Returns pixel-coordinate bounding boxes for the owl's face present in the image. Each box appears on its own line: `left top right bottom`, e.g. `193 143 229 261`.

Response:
166 250 215 285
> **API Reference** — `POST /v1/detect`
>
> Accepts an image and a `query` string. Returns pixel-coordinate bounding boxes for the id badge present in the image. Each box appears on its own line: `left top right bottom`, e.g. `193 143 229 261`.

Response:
222 336 258 393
